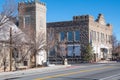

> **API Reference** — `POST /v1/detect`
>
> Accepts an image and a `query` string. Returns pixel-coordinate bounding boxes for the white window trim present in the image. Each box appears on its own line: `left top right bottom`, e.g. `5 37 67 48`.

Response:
24 15 31 27
74 31 80 41
67 31 73 42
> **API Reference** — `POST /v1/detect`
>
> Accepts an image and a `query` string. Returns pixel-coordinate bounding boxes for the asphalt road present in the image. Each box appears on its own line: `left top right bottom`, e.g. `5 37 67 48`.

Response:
4 63 120 80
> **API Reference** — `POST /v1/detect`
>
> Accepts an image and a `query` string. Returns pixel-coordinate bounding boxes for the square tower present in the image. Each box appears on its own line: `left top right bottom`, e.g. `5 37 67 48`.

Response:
18 0 47 66
18 0 46 38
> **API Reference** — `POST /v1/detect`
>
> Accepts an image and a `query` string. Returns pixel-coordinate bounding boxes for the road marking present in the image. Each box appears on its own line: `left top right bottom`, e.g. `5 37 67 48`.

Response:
35 66 112 80
100 73 120 80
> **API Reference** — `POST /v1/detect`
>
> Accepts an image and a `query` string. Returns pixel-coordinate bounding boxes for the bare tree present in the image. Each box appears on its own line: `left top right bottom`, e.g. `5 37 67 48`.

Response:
0 22 30 71
59 40 67 58
0 0 17 27
47 28 64 64
47 28 55 56
112 34 118 57
111 34 120 60
19 27 47 67
112 34 118 52
0 41 9 72
0 26 46 69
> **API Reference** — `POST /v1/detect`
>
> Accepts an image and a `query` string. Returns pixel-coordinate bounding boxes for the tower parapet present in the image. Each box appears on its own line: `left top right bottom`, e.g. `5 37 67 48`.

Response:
96 13 106 25
19 0 46 6
106 23 112 30
73 15 94 22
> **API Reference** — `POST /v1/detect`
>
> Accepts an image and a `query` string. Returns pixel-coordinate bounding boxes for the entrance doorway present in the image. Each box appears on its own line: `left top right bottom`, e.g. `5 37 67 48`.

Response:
101 48 108 60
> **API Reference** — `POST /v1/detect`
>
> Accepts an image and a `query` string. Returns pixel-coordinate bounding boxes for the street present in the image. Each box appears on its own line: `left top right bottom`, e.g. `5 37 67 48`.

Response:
1 63 120 80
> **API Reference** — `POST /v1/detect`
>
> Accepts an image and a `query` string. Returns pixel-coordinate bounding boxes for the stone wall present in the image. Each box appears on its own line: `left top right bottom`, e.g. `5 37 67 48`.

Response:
47 14 112 61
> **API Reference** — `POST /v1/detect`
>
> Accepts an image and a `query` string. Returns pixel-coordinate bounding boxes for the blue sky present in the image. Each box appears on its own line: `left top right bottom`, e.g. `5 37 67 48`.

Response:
0 0 120 40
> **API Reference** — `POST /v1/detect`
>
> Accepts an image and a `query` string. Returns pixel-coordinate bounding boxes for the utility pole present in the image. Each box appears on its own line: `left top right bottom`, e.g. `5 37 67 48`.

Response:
10 27 12 71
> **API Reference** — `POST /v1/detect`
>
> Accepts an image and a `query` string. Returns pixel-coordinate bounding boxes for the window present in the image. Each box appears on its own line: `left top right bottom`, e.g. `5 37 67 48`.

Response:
48 30 54 41
91 31 96 41
68 31 73 41
75 31 80 41
24 61 28 66
101 33 105 43
97 32 99 42
60 46 66 56
92 30 95 41
92 31 96 41
103 34 105 43
90 30 93 43
94 31 96 41
106 35 107 43
24 16 31 25
67 45 81 56
108 35 112 44
67 45 73 56
49 48 55 56
74 46 81 56
12 48 19 58
60 32 65 41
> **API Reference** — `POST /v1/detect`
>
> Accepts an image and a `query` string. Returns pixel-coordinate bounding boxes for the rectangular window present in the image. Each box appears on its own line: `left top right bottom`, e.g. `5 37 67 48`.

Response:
24 61 28 66
74 46 81 56
94 31 96 41
90 30 93 43
60 32 65 41
48 30 54 41
106 35 107 43
92 31 96 41
92 31 94 41
75 31 80 41
109 35 112 44
49 48 55 56
99 33 101 42
101 33 105 43
12 48 19 58
67 45 81 56
67 45 73 56
60 46 66 56
68 31 73 41
24 15 31 25
97 32 99 42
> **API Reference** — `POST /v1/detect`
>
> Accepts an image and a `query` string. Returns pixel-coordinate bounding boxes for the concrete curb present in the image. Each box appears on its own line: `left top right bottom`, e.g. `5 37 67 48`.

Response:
96 61 117 63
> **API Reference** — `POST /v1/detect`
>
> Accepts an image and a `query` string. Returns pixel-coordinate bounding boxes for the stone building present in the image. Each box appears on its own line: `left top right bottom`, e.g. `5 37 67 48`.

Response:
47 14 112 62
18 0 47 66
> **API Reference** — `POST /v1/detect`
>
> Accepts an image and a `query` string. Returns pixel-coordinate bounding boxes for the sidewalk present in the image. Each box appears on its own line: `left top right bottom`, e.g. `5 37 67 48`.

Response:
96 60 117 63
0 65 71 79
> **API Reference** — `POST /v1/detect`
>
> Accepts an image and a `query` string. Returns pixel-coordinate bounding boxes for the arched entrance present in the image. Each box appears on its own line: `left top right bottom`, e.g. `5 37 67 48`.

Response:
100 48 108 60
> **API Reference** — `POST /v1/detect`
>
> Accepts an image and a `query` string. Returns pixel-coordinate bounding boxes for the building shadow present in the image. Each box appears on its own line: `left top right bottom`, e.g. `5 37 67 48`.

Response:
4 77 22 80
